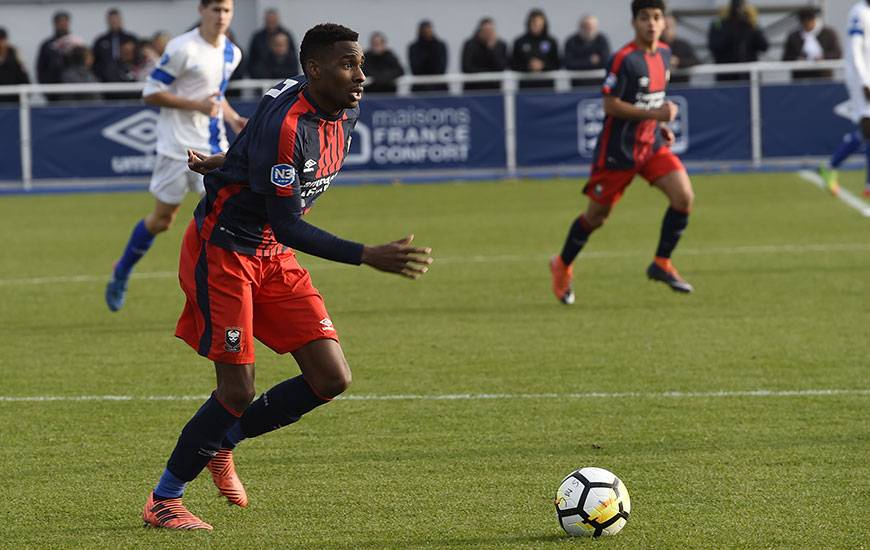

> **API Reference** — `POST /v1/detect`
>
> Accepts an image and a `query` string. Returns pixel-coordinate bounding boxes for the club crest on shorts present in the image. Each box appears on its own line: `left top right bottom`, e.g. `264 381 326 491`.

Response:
225 327 242 352
319 318 335 332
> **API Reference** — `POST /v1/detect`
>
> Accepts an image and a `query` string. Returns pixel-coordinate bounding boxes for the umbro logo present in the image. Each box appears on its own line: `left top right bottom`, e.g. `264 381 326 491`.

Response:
319 318 335 332
303 159 318 173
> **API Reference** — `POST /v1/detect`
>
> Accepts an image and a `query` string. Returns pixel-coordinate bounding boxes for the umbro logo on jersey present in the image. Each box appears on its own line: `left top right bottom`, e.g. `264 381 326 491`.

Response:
639 76 650 88
303 159 318 173
319 318 335 332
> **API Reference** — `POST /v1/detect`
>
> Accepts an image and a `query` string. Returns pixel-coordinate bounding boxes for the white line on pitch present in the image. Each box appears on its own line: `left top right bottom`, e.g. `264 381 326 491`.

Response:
0 388 867 403
3 242 870 287
797 169 870 217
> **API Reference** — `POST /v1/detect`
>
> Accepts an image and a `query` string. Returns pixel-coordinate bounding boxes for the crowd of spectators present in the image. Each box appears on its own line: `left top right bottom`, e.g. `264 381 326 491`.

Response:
0 3 849 101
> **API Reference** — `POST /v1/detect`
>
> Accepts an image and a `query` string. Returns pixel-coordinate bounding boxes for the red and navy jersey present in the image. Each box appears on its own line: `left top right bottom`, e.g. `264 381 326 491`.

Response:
593 42 671 170
194 76 358 256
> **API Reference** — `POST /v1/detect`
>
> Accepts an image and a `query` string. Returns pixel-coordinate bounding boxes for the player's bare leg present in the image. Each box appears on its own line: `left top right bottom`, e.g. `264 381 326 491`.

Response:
648 169 694 293
106 199 183 312
551 199 610 305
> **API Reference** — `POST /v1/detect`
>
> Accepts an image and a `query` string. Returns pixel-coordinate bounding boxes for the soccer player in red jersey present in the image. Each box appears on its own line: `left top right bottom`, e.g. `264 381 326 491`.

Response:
141 24 433 531
550 0 695 304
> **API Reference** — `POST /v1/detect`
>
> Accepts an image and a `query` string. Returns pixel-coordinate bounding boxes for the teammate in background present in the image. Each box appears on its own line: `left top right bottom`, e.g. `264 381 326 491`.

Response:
141 24 433 531
550 0 695 304
105 0 245 311
819 0 870 197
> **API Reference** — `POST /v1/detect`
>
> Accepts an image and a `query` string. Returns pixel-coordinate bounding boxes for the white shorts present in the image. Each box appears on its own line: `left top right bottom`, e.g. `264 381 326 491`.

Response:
148 154 204 205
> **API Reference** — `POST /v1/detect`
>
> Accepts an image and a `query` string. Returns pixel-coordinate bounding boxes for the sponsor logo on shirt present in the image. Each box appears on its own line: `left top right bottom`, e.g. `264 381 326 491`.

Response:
271 164 297 187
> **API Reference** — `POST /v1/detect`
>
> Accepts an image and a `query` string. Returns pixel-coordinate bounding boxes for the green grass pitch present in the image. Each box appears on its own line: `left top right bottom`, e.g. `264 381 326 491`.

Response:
1 172 868 548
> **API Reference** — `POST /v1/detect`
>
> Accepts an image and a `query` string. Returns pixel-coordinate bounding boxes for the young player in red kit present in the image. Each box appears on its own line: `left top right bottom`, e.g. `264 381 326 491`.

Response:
141 24 433 531
550 0 695 304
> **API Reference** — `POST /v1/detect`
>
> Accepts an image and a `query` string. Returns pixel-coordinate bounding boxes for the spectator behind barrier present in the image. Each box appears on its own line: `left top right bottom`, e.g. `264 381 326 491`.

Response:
37 11 87 100
135 32 170 81
59 45 100 101
408 20 448 92
92 8 138 83
224 27 247 98
248 8 294 78
363 32 404 94
511 8 560 90
101 38 140 100
0 27 31 102
461 17 508 91
564 14 610 88
250 32 298 80
782 7 842 80
707 0 769 81
663 15 699 84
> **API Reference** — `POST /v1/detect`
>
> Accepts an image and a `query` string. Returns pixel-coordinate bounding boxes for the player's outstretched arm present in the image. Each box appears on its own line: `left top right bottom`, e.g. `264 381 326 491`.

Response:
361 235 433 280
187 150 226 174
265 197 433 278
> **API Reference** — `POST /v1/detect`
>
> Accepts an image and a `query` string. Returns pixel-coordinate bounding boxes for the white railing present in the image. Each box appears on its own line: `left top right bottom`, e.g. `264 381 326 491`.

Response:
0 59 846 190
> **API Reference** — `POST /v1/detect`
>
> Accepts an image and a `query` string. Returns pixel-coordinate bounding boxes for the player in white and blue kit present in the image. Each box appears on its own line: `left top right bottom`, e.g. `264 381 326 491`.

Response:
820 0 870 196
106 0 244 311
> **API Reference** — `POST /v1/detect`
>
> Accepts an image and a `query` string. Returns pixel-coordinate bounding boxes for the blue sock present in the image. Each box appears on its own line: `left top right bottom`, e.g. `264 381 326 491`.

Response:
559 215 594 266
830 130 863 168
154 468 188 499
221 422 244 450
238 376 330 439
656 207 690 259
163 393 241 484
114 219 155 280
865 141 870 185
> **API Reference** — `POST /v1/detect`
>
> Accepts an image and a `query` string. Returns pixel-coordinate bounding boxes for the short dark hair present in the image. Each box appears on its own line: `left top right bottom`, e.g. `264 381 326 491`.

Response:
299 23 359 76
200 0 228 6
53 10 70 23
797 7 820 23
107 8 120 17
631 0 666 18
0 28 7 40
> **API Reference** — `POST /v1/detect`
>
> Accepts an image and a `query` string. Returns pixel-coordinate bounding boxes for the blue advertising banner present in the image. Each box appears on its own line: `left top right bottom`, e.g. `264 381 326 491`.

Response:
31 105 159 179
515 86 752 167
761 83 852 157
342 94 506 171
27 95 505 180
0 107 21 181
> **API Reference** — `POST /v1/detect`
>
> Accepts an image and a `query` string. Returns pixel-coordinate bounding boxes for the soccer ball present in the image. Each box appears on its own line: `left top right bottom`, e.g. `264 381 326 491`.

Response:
554 467 631 537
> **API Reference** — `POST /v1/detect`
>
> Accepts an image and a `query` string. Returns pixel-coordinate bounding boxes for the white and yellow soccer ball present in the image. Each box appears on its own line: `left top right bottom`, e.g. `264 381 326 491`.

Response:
554 467 631 537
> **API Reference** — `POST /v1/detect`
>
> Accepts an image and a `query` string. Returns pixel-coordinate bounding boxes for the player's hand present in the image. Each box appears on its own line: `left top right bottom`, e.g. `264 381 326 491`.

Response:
653 101 678 122
187 150 226 174
660 125 676 147
194 92 221 117
361 235 433 279
863 86 870 101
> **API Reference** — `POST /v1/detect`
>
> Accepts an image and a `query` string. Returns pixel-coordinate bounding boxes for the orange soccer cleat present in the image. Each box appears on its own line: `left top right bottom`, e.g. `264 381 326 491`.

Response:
549 256 575 305
207 449 249 508
647 258 694 293
142 491 213 531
